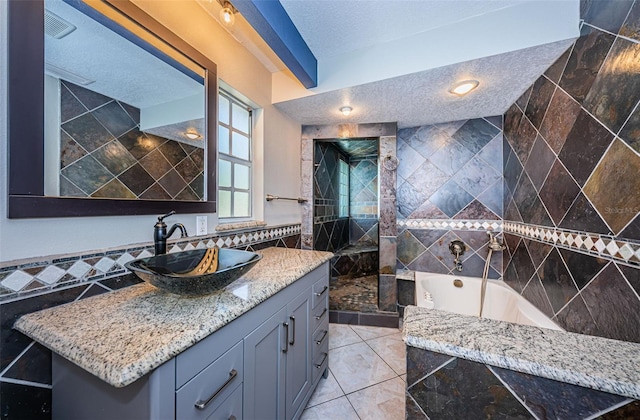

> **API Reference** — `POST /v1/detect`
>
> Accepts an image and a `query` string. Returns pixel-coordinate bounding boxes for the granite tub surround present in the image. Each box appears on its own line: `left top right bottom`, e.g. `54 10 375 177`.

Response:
502 0 640 345
402 305 640 402
14 248 332 388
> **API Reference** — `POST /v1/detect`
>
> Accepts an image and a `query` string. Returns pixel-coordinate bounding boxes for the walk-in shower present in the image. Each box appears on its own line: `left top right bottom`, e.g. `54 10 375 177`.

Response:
312 138 380 313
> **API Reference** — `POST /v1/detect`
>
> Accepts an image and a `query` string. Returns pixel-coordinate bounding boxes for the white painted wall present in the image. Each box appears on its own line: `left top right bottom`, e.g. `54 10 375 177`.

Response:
0 0 302 262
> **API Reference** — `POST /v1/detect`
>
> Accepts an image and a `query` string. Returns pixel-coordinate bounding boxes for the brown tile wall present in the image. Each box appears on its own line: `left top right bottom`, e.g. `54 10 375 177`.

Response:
503 0 640 342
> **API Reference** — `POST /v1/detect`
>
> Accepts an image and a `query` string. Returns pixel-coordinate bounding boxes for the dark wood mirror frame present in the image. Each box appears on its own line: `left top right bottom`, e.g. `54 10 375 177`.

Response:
7 0 217 218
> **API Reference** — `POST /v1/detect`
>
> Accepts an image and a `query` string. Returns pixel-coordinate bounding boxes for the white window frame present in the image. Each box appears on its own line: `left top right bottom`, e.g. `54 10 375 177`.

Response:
218 90 253 219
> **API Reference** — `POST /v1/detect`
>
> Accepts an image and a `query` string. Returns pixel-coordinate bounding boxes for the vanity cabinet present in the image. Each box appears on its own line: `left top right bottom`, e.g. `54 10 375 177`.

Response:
52 262 329 420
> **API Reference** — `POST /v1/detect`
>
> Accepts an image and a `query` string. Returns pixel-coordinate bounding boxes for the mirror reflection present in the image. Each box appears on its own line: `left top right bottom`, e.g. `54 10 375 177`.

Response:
44 0 207 201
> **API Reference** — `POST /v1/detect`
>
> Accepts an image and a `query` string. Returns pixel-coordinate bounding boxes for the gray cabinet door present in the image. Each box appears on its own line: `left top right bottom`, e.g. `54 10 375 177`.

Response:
285 291 311 420
243 306 287 420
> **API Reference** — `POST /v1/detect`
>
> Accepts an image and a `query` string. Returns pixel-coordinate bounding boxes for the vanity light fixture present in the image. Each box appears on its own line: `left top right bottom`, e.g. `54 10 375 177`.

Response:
184 131 201 140
339 106 353 116
449 79 479 96
219 1 237 27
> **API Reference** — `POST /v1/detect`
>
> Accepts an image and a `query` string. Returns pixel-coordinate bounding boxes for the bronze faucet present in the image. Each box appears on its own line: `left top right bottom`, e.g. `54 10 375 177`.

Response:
154 211 188 255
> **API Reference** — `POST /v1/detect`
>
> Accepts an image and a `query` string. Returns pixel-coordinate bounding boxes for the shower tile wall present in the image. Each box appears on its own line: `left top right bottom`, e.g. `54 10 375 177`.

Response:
502 0 640 343
350 156 379 246
396 117 504 278
313 142 349 252
59 81 204 200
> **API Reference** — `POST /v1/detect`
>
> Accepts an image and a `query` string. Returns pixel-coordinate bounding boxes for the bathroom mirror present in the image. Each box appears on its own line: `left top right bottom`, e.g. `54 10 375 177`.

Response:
7 0 218 218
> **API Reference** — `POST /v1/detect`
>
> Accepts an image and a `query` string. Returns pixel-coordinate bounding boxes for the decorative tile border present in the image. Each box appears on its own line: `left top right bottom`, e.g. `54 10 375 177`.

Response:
398 219 503 231
0 224 301 301
504 222 640 266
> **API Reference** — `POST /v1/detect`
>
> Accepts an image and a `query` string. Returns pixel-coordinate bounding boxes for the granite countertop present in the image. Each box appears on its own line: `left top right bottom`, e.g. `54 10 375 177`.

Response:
402 305 640 400
14 247 333 388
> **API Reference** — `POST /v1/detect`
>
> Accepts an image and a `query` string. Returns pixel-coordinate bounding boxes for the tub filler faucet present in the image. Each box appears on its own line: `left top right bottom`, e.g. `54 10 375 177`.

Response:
448 240 466 272
154 211 188 255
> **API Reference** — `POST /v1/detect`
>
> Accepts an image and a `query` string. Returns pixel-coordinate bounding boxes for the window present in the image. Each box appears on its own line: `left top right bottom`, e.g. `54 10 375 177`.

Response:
338 159 349 218
218 91 252 218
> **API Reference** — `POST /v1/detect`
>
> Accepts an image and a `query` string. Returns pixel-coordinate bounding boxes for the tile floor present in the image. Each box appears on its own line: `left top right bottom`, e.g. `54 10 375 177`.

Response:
301 323 406 420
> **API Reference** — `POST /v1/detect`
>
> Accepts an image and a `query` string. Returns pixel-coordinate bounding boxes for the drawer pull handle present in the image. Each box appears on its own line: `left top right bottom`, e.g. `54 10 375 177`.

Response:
289 316 296 346
315 307 327 320
316 330 328 345
194 369 238 410
315 353 328 368
282 322 289 353
314 286 328 297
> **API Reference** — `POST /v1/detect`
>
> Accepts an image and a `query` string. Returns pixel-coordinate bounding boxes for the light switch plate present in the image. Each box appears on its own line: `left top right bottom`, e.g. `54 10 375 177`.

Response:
196 216 207 236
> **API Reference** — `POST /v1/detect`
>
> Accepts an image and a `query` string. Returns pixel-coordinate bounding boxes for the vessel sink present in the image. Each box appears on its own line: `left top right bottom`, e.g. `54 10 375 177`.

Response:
125 248 261 296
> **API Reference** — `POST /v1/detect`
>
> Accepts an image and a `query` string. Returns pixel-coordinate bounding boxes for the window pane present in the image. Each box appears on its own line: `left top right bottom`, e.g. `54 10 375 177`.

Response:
232 132 249 160
219 159 232 188
232 103 249 134
234 164 250 189
219 190 231 218
218 126 230 155
219 95 230 124
234 191 250 217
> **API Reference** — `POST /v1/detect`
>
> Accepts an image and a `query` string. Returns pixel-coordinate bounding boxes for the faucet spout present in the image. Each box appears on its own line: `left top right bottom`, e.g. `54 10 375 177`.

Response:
154 212 188 255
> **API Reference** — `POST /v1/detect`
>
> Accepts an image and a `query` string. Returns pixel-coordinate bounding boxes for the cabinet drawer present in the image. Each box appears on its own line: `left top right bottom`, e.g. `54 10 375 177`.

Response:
311 278 329 309
312 322 329 360
311 296 328 331
177 341 243 420
206 383 243 420
312 346 329 384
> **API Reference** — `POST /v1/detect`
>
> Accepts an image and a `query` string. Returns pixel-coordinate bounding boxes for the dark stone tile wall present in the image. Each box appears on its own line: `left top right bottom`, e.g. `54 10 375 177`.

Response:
0 229 301 419
502 1 640 343
59 81 205 200
406 346 640 420
313 142 350 252
396 117 504 278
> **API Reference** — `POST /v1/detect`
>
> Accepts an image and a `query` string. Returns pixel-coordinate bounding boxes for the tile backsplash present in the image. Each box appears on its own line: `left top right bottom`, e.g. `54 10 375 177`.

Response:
502 0 640 343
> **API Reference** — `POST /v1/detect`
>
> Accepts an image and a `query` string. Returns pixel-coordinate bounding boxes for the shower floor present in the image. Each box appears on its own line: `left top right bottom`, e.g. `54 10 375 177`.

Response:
329 274 378 312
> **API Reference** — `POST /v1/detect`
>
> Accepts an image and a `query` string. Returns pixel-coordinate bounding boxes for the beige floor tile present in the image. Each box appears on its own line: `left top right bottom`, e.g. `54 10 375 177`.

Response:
366 332 406 375
306 369 344 408
350 324 400 341
329 323 362 349
329 342 397 394
300 396 359 420
347 376 406 420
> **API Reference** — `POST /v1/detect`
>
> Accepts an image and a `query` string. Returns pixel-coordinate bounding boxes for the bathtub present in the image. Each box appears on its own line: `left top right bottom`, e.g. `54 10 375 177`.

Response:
415 272 562 331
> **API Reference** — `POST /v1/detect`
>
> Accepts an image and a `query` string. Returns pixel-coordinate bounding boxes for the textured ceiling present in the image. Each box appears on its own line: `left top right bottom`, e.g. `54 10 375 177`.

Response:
274 39 574 129
45 0 203 109
279 0 523 60
271 0 578 129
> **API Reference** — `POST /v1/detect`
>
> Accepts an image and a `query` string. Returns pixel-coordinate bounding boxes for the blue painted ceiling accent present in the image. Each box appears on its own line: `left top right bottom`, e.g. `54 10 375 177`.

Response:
233 0 317 88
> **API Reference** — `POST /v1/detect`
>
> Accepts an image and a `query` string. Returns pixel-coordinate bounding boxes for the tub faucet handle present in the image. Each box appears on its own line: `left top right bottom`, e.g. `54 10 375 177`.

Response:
449 240 466 272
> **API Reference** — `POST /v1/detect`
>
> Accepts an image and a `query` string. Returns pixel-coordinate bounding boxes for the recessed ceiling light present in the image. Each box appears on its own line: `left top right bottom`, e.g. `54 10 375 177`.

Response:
184 131 201 140
339 106 353 116
449 80 479 96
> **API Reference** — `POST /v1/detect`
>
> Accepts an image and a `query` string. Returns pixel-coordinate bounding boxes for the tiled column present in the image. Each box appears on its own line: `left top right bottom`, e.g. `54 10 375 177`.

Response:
379 135 398 312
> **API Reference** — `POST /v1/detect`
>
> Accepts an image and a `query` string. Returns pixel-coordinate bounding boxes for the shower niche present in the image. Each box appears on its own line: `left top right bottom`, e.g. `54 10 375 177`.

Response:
313 138 380 312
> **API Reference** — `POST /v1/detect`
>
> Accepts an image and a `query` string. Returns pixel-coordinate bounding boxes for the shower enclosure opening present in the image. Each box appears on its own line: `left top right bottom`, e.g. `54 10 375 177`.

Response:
312 138 380 313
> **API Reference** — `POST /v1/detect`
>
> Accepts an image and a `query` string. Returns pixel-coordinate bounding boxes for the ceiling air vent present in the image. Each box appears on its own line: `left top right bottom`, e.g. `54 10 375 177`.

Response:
44 10 76 39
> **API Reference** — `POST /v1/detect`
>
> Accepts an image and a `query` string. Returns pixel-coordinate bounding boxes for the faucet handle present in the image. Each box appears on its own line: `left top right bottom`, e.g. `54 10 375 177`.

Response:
158 210 176 222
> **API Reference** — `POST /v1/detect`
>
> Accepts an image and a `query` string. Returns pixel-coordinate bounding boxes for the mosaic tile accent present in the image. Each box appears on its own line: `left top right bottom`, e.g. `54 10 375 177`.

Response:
504 221 640 266
0 224 302 300
59 81 204 200
398 219 502 231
